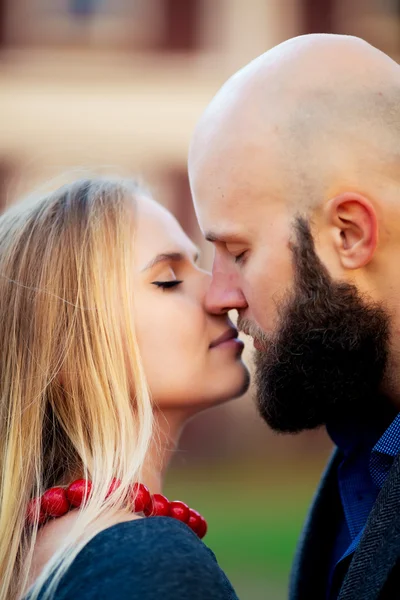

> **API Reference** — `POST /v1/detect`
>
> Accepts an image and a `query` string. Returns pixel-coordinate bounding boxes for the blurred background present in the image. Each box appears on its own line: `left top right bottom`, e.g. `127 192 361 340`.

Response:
0 1 398 598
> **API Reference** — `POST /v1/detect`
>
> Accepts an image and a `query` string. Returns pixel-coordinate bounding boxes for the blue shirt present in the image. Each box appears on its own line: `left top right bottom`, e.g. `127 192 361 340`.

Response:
327 408 400 599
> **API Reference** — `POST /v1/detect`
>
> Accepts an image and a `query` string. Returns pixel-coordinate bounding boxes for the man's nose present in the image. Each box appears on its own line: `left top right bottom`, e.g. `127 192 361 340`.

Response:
205 271 248 315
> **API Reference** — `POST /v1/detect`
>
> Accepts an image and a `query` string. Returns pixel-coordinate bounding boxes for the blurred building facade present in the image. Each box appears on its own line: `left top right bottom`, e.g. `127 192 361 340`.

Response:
1 0 399 245
0 0 399 463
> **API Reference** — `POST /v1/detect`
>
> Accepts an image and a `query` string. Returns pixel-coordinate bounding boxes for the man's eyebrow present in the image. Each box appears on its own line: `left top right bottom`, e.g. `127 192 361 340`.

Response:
205 232 218 242
141 251 200 272
205 231 244 243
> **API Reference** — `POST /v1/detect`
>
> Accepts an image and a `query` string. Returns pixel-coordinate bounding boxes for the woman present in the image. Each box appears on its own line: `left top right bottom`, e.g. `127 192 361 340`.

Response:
0 177 249 600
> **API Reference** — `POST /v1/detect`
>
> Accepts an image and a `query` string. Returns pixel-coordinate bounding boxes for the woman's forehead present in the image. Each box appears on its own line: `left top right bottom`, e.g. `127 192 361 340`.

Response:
134 195 196 266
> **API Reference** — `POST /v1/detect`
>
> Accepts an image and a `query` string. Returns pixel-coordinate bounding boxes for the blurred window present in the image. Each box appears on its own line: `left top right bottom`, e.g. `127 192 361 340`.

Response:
4 0 203 53
0 0 6 47
0 160 15 213
301 0 334 34
68 0 99 18
164 167 200 240
158 0 200 52
334 0 400 57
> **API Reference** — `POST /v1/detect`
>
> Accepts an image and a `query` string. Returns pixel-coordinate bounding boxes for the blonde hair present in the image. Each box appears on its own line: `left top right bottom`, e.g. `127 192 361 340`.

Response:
0 177 154 599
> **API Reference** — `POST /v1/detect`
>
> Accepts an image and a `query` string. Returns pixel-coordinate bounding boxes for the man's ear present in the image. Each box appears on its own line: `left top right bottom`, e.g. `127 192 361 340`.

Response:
325 193 378 269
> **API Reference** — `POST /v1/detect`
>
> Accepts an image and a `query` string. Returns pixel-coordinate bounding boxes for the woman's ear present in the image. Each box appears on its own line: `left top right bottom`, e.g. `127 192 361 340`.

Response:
326 193 378 269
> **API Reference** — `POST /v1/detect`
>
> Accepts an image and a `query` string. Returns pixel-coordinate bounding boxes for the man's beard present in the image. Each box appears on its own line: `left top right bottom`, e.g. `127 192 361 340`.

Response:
242 217 390 433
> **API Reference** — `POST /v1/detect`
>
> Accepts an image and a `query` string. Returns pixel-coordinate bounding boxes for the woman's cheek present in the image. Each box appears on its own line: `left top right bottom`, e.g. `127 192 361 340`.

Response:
135 293 205 369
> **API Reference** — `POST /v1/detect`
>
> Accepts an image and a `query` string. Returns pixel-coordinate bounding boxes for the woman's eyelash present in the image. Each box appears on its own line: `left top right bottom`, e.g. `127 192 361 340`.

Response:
152 280 183 290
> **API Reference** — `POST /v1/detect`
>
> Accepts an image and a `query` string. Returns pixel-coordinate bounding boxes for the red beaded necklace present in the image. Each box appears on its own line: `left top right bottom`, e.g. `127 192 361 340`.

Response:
26 479 208 539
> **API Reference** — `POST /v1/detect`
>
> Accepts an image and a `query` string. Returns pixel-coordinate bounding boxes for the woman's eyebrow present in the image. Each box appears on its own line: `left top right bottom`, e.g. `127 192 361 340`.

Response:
141 251 199 272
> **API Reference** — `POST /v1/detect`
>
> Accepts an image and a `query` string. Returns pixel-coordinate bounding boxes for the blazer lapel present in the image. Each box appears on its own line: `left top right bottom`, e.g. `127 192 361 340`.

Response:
290 449 342 600
338 453 400 600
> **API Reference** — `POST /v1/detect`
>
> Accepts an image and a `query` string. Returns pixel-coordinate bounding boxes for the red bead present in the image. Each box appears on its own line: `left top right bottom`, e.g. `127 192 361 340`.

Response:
131 483 151 513
143 500 152 516
67 479 92 507
197 515 208 539
41 487 70 517
144 493 170 517
169 500 189 523
106 478 121 498
26 497 46 525
27 477 209 536
187 508 202 534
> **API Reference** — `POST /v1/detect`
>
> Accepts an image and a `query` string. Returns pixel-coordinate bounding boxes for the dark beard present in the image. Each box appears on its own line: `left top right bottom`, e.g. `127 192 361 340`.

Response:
255 216 390 433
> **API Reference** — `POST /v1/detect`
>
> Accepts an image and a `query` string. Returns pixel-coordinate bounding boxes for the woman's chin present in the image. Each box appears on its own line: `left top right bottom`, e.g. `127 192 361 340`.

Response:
154 363 251 415
232 365 251 398
208 363 251 404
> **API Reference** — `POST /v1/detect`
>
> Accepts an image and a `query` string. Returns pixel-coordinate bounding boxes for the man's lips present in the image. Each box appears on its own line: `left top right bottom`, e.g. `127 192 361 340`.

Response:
253 337 266 351
209 328 240 348
238 328 266 351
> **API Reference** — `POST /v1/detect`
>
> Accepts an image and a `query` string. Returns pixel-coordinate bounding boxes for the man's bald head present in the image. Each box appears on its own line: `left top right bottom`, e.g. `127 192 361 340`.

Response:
189 34 400 214
189 34 400 429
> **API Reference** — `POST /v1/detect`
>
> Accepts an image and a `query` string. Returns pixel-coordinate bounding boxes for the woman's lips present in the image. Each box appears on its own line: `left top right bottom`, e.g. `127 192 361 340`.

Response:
210 328 244 351
214 337 245 352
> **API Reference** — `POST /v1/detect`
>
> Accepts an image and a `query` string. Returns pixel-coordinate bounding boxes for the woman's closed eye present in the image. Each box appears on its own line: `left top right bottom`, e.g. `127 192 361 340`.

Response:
152 280 183 290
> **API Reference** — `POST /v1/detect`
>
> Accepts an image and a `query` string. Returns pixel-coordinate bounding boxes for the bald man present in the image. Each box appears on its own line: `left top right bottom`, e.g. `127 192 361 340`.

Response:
189 34 400 600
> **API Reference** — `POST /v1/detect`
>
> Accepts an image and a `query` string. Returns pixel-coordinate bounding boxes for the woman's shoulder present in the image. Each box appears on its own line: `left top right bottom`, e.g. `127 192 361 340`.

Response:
80 515 213 564
41 517 239 600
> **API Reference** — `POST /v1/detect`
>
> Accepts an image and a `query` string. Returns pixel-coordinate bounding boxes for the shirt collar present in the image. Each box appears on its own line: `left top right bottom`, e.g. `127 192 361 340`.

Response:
327 402 398 459
372 412 400 458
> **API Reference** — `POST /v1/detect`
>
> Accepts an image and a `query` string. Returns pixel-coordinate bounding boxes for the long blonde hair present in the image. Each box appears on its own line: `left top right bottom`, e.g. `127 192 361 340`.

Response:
0 177 154 599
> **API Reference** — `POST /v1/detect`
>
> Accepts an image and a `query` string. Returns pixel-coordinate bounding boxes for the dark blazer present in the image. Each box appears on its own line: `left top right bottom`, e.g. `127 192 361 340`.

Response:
289 450 400 600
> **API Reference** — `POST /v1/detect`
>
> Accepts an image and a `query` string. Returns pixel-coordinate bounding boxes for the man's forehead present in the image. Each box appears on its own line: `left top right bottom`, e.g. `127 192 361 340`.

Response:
192 152 284 221
194 174 255 216
189 109 292 239
194 183 284 246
